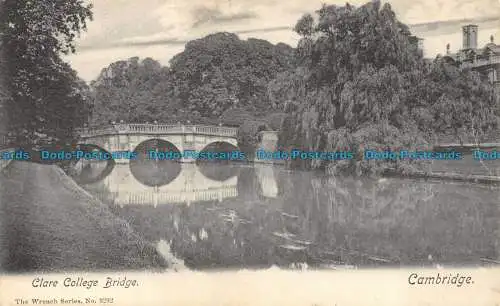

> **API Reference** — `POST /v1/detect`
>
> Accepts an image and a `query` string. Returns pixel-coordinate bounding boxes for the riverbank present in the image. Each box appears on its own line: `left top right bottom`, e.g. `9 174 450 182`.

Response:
383 169 500 185
0 161 169 273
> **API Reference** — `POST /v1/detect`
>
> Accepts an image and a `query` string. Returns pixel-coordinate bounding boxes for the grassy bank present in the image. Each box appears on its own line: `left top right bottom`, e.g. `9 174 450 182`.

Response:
0 161 169 273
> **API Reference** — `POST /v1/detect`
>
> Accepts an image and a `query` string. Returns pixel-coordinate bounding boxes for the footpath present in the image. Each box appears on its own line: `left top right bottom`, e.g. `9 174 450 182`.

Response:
0 161 169 273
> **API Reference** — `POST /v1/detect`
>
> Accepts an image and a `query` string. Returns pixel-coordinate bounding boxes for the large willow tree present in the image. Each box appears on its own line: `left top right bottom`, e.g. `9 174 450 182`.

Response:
0 0 93 146
278 1 498 176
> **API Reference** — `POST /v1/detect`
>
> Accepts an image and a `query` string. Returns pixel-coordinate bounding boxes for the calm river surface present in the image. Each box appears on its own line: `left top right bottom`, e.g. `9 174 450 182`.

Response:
76 160 500 270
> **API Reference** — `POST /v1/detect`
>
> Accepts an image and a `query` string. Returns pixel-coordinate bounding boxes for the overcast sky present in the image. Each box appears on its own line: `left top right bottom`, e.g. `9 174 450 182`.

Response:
63 0 500 82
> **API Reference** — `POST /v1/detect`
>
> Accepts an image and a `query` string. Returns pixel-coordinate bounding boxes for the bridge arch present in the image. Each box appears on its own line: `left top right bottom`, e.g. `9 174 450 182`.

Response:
130 139 182 187
71 143 116 184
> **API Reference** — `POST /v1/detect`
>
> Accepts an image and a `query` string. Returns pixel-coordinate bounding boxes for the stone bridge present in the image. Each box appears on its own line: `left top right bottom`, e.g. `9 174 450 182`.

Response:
76 123 239 163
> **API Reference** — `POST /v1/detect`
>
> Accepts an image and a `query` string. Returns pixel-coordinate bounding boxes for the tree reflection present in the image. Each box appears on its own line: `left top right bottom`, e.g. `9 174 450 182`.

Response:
90 164 500 269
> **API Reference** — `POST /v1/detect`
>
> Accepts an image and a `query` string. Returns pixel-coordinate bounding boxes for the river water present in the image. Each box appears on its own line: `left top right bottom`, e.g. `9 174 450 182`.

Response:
75 159 500 270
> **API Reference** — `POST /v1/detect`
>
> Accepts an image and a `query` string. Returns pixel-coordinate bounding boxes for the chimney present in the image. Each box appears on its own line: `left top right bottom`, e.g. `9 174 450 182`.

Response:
462 24 478 49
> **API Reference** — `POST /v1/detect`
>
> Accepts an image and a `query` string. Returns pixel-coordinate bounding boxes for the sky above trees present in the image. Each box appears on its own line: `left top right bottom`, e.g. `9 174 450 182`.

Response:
64 0 500 82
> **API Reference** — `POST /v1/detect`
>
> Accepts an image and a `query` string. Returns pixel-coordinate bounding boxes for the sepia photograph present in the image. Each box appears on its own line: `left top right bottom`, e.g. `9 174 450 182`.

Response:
0 0 499 305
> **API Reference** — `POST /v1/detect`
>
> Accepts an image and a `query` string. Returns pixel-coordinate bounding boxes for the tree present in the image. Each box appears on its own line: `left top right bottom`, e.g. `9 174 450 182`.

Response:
90 57 177 125
89 34 297 126
278 1 498 176
169 33 296 118
0 0 10 142
237 120 268 161
1 0 93 146
426 57 498 143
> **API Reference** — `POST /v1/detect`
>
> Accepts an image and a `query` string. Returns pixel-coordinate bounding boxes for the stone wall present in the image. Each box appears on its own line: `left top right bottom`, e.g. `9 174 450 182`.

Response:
257 131 279 151
254 131 282 164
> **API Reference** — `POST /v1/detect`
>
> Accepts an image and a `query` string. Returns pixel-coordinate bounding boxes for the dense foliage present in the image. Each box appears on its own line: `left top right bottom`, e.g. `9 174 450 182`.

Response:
0 1 8 140
90 57 176 125
0 0 93 146
169 33 295 117
236 120 269 161
89 34 296 126
277 1 498 176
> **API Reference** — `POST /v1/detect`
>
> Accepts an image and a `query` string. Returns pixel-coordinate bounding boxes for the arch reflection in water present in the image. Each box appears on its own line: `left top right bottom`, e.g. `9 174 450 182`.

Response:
130 139 182 187
71 144 115 185
83 163 240 207
196 141 241 181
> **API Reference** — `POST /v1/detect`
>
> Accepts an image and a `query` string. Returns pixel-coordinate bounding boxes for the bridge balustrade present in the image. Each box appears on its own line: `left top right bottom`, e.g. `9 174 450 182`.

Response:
125 124 179 134
77 124 238 138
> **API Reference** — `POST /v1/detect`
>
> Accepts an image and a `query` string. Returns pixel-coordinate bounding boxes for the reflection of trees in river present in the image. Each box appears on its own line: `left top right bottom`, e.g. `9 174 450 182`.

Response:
279 173 499 266
102 165 499 269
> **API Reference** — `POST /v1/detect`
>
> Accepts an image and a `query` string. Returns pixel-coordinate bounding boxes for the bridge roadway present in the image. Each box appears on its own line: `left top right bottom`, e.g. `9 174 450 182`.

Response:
76 124 239 163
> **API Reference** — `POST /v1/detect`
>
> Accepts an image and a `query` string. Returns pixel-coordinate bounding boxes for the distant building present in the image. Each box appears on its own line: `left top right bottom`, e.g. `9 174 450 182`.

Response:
444 24 500 93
